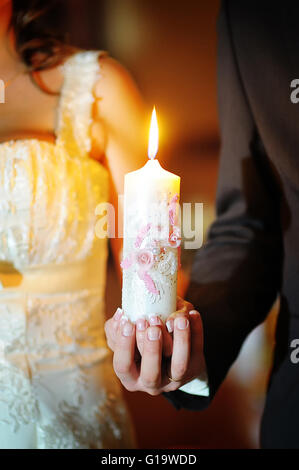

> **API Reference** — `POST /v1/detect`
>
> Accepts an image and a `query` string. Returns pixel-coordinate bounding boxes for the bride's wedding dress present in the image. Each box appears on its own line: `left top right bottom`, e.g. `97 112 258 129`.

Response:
0 51 136 449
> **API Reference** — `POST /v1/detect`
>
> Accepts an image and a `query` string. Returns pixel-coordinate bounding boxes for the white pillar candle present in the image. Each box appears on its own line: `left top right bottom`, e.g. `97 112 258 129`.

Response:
121 108 181 322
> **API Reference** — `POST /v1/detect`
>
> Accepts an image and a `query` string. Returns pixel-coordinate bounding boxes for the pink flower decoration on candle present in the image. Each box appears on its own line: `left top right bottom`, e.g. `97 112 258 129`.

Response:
135 249 154 272
138 270 159 295
135 223 151 248
168 227 181 248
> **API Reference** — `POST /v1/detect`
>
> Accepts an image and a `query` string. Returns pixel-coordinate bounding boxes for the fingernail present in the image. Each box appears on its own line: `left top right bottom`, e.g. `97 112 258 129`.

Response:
122 321 134 337
189 310 199 316
166 319 174 333
147 327 161 341
114 307 123 321
137 318 146 331
149 315 161 326
175 317 189 330
120 315 128 326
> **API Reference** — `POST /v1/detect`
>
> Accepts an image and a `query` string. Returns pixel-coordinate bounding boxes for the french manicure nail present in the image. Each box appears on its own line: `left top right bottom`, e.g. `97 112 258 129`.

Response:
189 310 199 316
120 315 129 326
175 317 189 330
137 318 146 331
147 327 161 341
149 315 161 326
122 321 134 337
114 307 123 321
166 319 174 333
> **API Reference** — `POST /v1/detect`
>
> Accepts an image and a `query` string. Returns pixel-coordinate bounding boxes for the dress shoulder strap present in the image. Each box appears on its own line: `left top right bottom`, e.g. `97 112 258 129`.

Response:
55 50 104 158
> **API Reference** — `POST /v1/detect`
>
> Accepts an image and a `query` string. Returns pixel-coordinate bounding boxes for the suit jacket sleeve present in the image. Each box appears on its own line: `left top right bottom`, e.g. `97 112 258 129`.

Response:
163 0 282 411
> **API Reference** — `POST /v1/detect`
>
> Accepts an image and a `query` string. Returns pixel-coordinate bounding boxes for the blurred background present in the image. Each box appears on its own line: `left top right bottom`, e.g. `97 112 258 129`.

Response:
66 0 278 449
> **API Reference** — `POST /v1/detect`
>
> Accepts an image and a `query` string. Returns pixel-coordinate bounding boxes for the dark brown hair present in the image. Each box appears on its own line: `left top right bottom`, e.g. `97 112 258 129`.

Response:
10 0 76 72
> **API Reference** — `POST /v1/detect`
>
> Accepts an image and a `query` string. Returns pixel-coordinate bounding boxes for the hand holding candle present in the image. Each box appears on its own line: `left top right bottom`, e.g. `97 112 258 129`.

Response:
121 107 181 323
106 108 208 397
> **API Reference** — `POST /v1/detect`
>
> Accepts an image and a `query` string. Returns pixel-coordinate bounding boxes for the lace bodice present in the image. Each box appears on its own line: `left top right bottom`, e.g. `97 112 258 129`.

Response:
0 139 107 270
0 52 135 449
0 52 108 271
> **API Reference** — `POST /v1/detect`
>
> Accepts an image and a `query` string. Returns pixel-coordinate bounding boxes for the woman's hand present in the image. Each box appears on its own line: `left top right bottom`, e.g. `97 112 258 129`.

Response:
104 297 206 395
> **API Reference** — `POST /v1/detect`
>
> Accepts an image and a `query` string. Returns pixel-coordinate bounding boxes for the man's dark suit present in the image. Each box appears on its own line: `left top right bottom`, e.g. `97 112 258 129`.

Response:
164 0 299 449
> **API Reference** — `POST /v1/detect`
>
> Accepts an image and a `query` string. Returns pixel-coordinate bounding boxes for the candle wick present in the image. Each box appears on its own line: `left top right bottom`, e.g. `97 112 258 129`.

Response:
148 151 157 160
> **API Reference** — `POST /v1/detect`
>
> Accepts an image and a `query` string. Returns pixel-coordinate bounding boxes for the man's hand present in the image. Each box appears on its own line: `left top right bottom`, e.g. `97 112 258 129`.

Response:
104 297 207 395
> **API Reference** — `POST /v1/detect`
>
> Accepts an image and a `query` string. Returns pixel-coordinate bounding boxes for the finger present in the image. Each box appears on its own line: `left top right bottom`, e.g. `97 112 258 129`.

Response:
165 310 188 331
136 317 149 355
140 326 163 392
161 358 182 392
136 316 171 357
162 311 203 391
148 316 173 357
104 308 124 351
104 320 115 351
113 319 138 388
111 307 124 335
177 296 194 313
113 307 124 323
189 310 205 371
160 322 173 357
166 298 194 322
169 315 190 382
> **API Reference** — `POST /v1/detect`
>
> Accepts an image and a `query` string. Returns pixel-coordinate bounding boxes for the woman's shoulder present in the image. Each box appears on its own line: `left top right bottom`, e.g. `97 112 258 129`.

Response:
91 52 146 137
94 53 142 104
89 51 147 163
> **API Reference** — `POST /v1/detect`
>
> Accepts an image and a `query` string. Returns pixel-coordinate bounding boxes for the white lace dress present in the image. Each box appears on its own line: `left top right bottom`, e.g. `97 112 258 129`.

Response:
0 51 136 449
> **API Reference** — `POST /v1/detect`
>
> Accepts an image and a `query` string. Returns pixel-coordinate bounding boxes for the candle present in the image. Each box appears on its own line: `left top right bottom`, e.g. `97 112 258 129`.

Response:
121 108 181 322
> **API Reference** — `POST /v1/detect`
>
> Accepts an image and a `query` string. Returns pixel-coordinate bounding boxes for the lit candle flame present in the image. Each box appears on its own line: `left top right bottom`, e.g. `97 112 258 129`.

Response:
148 106 159 160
